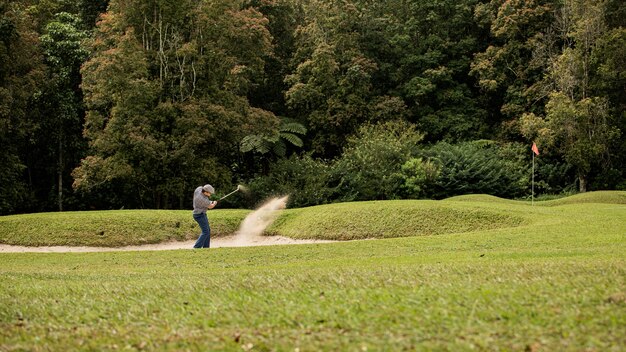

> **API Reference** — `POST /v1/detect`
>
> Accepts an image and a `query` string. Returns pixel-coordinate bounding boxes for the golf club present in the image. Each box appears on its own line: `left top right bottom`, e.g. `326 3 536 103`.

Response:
219 185 241 201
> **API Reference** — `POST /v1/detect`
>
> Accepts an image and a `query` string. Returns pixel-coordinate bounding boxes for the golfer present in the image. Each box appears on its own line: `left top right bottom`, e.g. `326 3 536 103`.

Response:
193 184 217 248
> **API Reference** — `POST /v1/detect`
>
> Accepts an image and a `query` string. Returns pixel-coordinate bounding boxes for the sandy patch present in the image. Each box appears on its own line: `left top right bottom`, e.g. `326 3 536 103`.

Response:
0 196 335 253
0 236 333 253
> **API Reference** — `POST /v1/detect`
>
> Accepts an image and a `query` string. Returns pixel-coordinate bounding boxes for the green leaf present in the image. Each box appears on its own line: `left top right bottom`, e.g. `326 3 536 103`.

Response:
281 133 304 148
280 122 307 135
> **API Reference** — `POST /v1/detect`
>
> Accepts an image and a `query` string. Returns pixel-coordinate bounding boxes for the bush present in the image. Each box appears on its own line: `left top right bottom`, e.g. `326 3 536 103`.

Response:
333 120 425 201
246 138 580 205
247 154 336 208
400 157 440 198
421 141 528 199
535 160 576 195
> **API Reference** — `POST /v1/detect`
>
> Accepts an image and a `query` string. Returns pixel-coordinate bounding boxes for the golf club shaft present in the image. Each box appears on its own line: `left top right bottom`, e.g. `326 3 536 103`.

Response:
219 188 239 201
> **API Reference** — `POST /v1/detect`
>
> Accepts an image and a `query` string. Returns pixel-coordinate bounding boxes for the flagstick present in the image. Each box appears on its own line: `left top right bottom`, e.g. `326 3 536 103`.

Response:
530 151 535 206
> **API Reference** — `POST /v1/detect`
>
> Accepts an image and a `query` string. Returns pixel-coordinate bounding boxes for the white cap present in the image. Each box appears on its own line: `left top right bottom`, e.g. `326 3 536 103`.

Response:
202 184 215 194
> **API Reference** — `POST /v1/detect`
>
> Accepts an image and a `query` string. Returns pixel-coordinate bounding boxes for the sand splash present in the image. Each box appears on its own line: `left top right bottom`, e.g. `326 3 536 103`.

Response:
234 196 289 245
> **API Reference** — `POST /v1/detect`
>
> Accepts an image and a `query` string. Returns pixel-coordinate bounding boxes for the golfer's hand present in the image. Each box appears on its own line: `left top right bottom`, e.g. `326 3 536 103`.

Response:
208 201 217 209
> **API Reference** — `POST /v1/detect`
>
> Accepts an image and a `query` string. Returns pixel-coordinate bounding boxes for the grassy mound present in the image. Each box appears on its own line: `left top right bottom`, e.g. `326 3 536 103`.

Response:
537 190 626 206
270 200 528 240
0 209 249 247
2 191 624 247
443 194 522 204
0 200 528 246
445 190 626 206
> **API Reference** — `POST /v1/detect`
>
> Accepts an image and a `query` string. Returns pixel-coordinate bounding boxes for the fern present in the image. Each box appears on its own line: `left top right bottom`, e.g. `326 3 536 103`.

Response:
272 141 287 157
281 133 304 148
240 135 260 153
240 117 307 157
281 121 307 135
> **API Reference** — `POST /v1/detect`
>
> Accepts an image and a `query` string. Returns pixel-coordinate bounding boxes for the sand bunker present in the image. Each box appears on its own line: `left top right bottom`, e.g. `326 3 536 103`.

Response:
0 236 331 253
0 196 333 253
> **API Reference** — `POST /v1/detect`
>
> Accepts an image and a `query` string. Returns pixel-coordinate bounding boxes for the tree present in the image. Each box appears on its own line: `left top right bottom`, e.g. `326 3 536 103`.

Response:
389 0 489 141
78 0 109 29
593 10 626 189
399 157 440 199
246 0 300 116
0 1 46 214
520 0 621 192
247 153 335 208
284 0 390 157
38 12 89 211
470 0 556 136
522 94 619 192
75 0 276 208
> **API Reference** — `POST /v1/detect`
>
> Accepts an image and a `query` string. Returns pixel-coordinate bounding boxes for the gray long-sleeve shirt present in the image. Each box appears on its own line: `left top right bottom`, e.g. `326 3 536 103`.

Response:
193 186 213 214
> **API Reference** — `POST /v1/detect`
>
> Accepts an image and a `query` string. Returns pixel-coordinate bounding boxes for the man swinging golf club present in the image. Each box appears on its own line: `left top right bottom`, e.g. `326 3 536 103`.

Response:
192 184 241 248
192 184 217 248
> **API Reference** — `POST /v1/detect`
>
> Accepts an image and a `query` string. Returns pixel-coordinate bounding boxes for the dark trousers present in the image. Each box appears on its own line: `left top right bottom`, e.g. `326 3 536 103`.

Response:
193 212 211 248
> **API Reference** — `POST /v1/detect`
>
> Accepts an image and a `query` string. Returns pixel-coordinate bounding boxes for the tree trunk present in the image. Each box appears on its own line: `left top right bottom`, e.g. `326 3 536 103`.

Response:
578 173 587 193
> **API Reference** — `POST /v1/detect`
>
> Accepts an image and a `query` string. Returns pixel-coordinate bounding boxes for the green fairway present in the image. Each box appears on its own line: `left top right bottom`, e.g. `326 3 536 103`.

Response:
1 192 625 350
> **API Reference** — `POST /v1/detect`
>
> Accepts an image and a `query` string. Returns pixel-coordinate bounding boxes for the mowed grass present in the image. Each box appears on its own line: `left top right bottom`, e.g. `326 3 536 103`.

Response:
1 197 531 247
447 190 626 207
0 191 625 351
269 200 527 240
0 209 249 247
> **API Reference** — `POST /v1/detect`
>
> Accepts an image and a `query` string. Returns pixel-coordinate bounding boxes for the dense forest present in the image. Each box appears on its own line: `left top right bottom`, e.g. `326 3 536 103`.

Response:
1 0 625 214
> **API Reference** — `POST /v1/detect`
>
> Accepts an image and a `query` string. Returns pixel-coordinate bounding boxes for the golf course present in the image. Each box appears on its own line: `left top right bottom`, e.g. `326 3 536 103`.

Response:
1 191 625 351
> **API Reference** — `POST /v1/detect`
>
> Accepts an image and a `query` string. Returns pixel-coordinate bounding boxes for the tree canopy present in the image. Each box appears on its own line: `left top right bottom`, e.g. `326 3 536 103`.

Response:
1 0 625 214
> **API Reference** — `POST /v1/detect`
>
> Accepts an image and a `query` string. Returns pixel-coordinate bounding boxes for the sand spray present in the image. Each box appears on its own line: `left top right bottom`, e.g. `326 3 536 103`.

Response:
233 196 289 245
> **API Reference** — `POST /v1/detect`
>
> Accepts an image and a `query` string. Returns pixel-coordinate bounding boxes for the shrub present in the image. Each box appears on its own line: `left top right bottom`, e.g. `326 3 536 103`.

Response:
333 120 425 201
247 154 336 208
421 141 528 199
400 157 440 198
535 160 576 195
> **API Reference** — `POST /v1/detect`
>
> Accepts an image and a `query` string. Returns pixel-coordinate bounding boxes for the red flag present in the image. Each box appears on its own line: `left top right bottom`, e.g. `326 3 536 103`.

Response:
532 142 539 156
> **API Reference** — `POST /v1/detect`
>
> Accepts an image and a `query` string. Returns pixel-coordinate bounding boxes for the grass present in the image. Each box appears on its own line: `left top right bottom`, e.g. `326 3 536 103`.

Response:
1 195 535 247
0 191 625 350
2 191 623 247
0 209 249 247
269 200 528 240
447 190 626 207
536 190 626 206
